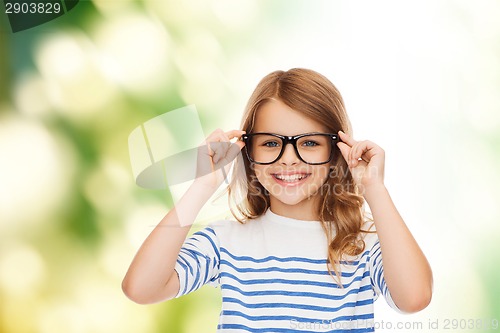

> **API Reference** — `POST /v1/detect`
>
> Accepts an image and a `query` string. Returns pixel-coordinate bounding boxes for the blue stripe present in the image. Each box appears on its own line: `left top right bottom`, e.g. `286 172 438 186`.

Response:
222 310 374 324
177 249 199 294
339 250 369 265
223 297 372 312
220 259 367 278
194 229 220 259
177 249 209 294
221 247 327 264
187 265 201 294
368 242 381 266
218 323 374 333
205 226 217 236
185 239 200 247
192 226 216 237
221 247 370 266
203 256 211 285
221 283 373 301
175 259 189 295
180 246 207 262
382 284 389 298
375 266 384 293
182 244 216 286
372 249 382 267
176 226 221 294
176 254 193 275
220 271 370 289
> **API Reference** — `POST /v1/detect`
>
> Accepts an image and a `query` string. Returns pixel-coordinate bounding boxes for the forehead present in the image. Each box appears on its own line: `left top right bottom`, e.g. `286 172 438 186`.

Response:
253 99 328 135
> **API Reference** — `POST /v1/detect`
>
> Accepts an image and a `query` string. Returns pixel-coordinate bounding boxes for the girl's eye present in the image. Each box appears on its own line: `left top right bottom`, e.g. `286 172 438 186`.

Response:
302 140 319 147
263 141 280 148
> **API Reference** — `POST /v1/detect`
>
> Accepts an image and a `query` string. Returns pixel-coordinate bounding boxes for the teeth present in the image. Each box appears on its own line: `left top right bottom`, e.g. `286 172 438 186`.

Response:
274 174 307 182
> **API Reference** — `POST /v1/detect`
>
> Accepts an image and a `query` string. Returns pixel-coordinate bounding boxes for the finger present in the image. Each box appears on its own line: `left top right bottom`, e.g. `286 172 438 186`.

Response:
348 141 363 167
220 130 231 143
225 130 246 142
203 129 245 162
210 141 231 164
214 142 245 185
211 138 245 164
338 130 357 147
351 141 377 167
206 128 224 140
233 139 245 150
349 142 361 167
205 129 244 148
213 130 245 162
351 142 367 167
203 129 225 153
217 142 244 168
357 141 378 160
336 142 351 165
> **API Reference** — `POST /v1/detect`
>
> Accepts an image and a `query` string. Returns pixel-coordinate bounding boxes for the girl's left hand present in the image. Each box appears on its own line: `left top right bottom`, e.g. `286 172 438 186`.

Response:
336 131 385 191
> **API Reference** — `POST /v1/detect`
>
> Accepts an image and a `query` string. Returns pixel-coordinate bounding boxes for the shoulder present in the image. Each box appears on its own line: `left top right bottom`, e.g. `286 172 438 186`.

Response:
213 214 264 230
202 214 264 237
200 214 266 250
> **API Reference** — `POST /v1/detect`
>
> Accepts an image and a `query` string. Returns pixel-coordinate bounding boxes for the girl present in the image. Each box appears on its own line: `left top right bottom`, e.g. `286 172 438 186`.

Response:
122 68 433 332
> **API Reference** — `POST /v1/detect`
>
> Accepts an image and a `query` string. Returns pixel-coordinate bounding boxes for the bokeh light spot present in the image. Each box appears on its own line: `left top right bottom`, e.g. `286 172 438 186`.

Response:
0 242 46 296
0 117 75 229
35 31 116 119
93 13 170 96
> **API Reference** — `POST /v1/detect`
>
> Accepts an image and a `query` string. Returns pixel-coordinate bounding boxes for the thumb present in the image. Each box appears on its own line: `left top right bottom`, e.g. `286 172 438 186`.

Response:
337 142 351 165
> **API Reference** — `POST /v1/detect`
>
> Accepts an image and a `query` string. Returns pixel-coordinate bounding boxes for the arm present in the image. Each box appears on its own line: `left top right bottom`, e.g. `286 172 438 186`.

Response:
122 182 215 304
337 131 433 313
122 129 245 304
364 184 433 313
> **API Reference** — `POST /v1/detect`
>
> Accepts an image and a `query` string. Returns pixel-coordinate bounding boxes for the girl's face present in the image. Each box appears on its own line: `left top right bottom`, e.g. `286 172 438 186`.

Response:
251 99 332 220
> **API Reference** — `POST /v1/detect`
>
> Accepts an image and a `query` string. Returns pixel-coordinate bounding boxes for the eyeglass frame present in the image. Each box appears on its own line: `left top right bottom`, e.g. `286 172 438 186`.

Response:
241 132 339 165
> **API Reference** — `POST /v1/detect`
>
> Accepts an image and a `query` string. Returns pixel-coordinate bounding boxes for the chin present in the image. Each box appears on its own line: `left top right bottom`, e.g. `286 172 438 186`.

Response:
273 195 310 206
270 187 322 207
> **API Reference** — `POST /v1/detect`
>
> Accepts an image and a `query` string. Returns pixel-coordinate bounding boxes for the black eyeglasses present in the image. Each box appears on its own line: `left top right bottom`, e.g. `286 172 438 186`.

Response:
241 132 339 165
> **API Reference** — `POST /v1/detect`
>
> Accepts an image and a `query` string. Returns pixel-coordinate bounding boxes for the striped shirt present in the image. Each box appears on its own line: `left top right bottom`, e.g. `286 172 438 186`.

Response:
174 209 400 332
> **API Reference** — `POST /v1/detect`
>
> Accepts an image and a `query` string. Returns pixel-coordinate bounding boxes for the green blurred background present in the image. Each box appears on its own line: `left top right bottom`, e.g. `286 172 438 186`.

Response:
1 1 499 332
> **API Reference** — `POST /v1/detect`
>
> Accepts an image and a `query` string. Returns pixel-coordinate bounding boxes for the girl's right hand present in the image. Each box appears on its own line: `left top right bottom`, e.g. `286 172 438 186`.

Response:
194 129 246 191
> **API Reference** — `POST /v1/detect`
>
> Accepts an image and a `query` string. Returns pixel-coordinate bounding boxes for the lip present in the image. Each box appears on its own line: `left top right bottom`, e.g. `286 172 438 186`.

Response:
270 172 311 187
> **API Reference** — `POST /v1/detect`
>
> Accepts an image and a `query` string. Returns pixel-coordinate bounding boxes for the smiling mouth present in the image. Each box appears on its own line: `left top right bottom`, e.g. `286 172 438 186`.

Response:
271 173 311 183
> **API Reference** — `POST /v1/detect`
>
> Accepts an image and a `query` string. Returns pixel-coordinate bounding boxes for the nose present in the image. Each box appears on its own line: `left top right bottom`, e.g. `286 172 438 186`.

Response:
279 143 300 165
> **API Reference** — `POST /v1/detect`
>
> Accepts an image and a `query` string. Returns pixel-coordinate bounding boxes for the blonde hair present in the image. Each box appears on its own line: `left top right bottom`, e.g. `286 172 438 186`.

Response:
228 68 368 284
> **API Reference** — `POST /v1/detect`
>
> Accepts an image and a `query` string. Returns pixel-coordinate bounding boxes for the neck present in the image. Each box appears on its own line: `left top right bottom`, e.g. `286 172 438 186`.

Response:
269 196 320 221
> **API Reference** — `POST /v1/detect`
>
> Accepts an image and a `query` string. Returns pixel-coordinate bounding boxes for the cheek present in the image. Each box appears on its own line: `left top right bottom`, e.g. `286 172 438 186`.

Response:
312 165 330 181
309 167 331 193
253 166 271 185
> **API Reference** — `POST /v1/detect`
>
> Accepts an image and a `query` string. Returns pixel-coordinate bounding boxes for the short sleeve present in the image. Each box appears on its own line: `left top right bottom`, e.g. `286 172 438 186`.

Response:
174 226 220 298
368 239 404 313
